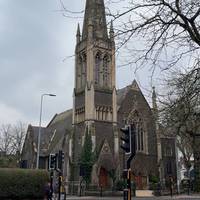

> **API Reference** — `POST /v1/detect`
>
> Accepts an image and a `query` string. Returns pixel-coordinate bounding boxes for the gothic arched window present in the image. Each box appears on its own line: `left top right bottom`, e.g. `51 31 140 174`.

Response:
128 111 145 152
95 52 101 84
81 54 87 87
77 56 82 89
136 118 144 151
103 54 110 86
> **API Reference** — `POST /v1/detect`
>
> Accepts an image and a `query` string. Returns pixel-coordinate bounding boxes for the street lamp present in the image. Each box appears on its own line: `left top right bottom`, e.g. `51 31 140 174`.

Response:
36 93 56 169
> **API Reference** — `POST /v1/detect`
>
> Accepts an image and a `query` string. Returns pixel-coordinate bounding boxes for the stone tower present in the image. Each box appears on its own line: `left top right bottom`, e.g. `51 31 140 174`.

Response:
72 0 118 187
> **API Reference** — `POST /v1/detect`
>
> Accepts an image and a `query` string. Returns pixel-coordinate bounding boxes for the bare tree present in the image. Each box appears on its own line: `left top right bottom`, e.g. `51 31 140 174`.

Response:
177 135 193 177
0 122 27 155
60 0 200 79
106 0 200 71
160 68 200 190
0 124 13 155
11 122 27 155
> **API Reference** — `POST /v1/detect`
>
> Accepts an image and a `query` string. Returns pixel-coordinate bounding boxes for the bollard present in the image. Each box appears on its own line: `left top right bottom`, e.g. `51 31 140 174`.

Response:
100 184 103 197
123 189 129 200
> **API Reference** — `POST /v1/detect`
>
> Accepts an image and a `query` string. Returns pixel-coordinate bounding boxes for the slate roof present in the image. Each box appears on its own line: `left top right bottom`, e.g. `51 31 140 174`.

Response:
47 109 72 153
25 109 73 157
31 126 48 144
117 80 144 106
117 86 129 106
29 126 51 156
47 109 72 128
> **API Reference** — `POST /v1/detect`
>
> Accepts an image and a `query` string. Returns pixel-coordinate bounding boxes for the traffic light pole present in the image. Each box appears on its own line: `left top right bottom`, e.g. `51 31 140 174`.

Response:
58 171 62 200
50 170 53 199
126 154 135 200
57 150 64 200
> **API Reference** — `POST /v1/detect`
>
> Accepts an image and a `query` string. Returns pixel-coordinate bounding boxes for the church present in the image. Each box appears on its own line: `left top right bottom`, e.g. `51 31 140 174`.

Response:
21 0 177 192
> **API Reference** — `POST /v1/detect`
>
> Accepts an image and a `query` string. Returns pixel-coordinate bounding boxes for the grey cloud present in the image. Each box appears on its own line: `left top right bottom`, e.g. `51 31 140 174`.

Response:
0 0 80 124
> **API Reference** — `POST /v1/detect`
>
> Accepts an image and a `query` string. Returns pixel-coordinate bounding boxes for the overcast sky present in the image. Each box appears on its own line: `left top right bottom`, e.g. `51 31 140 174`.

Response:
0 0 159 127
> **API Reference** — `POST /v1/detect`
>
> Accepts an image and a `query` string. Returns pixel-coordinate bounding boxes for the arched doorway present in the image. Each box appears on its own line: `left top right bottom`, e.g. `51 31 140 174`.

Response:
99 167 108 188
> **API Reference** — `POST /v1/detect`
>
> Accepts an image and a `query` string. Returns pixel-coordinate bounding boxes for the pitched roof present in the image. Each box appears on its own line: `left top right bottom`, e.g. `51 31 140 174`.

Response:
25 109 73 156
47 109 72 128
46 109 73 153
116 80 152 113
117 80 142 106
117 85 129 106
27 125 51 156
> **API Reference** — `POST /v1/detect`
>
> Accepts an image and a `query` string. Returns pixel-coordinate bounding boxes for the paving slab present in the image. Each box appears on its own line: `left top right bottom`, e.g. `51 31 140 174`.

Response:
65 195 200 200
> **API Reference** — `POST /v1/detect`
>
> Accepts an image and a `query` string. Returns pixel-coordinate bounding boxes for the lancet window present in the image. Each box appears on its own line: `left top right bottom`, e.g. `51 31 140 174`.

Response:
95 52 101 84
77 56 82 89
102 54 110 87
128 111 145 152
81 54 87 87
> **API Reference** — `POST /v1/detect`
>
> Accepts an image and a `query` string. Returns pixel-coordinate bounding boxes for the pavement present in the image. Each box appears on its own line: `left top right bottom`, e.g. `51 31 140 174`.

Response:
64 194 200 200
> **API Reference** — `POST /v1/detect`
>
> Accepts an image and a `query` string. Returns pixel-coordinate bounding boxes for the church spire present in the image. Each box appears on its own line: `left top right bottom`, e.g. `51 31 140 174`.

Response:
152 86 158 119
82 0 108 40
76 23 81 43
110 20 114 43
152 86 157 109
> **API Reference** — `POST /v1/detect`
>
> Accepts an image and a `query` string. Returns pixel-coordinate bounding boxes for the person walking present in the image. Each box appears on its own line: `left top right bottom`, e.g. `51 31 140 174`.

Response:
44 182 52 200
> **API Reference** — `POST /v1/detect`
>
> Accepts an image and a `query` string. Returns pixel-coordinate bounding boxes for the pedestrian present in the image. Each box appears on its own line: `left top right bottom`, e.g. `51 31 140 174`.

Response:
169 176 173 197
44 182 52 200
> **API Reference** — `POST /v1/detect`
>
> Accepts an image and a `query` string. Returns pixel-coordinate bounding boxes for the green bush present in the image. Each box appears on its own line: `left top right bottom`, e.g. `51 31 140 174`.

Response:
0 168 49 199
149 175 159 184
0 156 18 168
115 179 126 191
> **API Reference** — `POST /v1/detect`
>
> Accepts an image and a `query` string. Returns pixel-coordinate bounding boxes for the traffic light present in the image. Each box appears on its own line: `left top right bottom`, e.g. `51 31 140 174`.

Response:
120 125 131 154
57 150 64 170
49 154 57 170
62 151 64 163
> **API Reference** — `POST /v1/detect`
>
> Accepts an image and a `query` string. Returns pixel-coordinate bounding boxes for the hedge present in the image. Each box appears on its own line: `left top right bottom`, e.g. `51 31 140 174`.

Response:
0 168 49 199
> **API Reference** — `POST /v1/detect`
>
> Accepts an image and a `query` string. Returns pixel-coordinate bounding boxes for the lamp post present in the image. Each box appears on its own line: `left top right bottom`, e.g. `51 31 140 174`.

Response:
36 93 56 169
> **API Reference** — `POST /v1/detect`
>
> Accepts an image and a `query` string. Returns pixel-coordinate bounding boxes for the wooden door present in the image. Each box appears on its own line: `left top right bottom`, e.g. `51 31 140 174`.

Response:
135 175 143 189
99 167 108 188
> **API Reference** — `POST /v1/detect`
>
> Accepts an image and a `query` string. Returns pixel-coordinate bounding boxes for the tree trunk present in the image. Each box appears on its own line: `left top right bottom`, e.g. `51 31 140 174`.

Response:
193 135 200 192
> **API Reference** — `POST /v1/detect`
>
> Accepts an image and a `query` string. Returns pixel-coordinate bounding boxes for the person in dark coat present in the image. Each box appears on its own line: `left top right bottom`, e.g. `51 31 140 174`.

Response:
44 182 52 200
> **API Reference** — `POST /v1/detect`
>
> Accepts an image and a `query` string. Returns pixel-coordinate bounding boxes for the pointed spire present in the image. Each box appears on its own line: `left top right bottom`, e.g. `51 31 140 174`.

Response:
82 0 108 40
131 79 140 91
152 86 157 109
152 86 158 119
110 20 114 41
76 23 81 43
